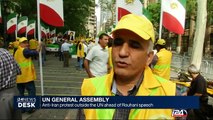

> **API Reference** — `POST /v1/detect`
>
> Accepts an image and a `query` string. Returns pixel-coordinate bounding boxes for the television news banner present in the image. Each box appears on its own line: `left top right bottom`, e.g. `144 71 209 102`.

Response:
14 96 199 117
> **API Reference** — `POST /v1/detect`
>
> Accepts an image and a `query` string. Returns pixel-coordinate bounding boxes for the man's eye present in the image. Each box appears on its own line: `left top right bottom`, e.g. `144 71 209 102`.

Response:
113 38 124 46
129 41 142 49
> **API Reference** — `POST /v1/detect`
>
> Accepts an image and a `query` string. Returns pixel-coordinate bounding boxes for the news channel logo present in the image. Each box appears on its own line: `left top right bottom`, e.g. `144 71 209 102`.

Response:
172 109 188 117
14 96 40 109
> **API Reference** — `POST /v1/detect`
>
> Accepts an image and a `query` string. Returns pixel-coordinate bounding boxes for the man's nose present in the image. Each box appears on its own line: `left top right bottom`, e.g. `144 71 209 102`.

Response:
119 43 129 57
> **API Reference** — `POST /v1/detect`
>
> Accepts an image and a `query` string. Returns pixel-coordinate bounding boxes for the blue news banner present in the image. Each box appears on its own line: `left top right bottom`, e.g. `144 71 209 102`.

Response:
14 96 199 109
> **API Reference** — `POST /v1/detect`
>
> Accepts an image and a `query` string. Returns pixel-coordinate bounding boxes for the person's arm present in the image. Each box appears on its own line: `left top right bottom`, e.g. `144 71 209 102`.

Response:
23 42 41 58
84 59 94 78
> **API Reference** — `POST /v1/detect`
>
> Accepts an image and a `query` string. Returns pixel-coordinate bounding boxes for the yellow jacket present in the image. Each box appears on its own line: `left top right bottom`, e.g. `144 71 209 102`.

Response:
81 66 176 119
14 46 36 83
153 48 172 80
29 39 38 49
77 42 84 58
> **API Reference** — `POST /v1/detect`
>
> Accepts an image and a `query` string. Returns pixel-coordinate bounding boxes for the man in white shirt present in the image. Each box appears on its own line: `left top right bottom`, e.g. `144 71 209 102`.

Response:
61 39 72 67
84 33 109 78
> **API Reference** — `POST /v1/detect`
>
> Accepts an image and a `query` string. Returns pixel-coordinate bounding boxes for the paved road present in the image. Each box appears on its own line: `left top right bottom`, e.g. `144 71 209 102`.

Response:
23 54 87 120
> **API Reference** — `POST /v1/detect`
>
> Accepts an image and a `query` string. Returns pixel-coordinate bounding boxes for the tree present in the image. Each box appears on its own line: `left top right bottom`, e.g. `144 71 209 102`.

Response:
190 0 207 69
99 0 115 31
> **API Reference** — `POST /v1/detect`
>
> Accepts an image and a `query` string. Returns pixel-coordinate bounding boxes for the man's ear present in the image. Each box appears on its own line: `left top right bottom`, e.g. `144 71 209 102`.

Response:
146 51 154 66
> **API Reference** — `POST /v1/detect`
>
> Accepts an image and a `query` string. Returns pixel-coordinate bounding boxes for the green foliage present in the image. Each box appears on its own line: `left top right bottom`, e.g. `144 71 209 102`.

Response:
146 3 161 29
186 0 197 16
207 0 213 25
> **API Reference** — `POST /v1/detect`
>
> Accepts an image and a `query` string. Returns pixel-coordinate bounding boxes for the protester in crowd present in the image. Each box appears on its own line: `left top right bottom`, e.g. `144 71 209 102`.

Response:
82 40 88 61
87 39 95 53
13 37 20 55
84 33 109 78
77 14 176 119
61 39 72 67
39 39 46 66
182 64 209 119
151 39 172 80
76 40 85 70
8 42 14 55
29 38 38 60
14 37 41 113
0 48 22 119
57 39 64 61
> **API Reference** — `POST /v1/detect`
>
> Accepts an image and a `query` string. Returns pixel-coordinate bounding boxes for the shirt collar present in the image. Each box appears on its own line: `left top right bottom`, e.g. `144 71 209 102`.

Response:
111 73 144 96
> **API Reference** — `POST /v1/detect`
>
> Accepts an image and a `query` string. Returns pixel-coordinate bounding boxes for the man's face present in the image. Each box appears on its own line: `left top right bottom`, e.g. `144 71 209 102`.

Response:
99 35 109 48
112 30 153 77
21 41 29 48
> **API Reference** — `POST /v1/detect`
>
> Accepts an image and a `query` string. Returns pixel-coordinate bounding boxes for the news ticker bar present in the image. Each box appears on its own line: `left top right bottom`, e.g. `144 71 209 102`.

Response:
14 96 199 109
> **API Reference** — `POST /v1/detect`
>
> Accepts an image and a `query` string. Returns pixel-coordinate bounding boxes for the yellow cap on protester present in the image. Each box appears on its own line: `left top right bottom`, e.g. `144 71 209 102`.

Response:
156 39 166 45
111 14 155 43
16 37 20 41
19 37 28 43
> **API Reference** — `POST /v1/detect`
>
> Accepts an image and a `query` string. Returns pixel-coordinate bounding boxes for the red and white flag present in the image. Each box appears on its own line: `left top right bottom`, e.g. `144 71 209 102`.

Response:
116 0 143 22
40 0 64 27
0 2 2 23
7 13 17 34
162 0 186 34
27 20 36 35
41 24 47 38
46 27 50 38
17 16 28 34
50 29 56 37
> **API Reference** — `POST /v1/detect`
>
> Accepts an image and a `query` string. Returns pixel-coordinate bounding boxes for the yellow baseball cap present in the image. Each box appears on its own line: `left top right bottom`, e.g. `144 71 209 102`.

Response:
156 39 166 45
9 42 13 45
16 37 20 40
19 37 28 43
111 14 155 43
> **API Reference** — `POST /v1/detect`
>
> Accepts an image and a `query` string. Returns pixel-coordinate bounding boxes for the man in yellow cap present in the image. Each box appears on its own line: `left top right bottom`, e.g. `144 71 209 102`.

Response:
8 42 14 55
14 37 41 113
13 37 20 55
77 14 176 119
152 39 172 80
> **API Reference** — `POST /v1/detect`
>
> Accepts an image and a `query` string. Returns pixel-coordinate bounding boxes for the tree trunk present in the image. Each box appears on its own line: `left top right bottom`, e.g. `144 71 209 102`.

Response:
188 14 195 55
190 0 207 70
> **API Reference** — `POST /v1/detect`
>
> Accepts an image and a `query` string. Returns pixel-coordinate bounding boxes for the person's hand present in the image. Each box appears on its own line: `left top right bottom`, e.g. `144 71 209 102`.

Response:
88 73 95 78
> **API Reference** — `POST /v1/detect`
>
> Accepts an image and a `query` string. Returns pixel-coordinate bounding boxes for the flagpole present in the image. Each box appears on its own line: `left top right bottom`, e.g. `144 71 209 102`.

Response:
34 21 36 39
15 15 18 39
25 17 28 38
158 0 163 39
37 0 44 96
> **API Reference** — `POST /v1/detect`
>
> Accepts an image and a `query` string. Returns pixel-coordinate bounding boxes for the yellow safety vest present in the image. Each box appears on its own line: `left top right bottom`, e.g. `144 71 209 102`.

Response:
77 42 84 58
14 46 36 83
81 66 176 119
153 48 172 80
29 39 38 49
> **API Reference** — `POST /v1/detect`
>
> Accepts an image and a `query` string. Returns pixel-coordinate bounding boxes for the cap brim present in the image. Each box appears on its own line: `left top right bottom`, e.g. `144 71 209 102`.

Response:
111 27 151 41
